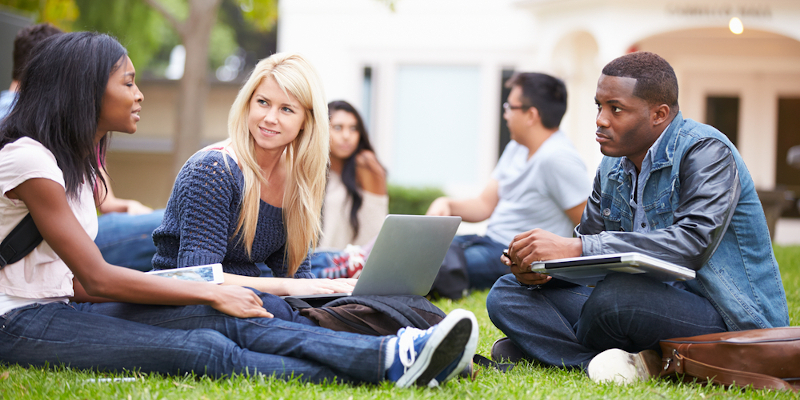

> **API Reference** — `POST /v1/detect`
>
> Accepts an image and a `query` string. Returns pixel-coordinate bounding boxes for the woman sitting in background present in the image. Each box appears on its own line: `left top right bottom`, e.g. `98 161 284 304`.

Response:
319 100 388 250
308 101 388 279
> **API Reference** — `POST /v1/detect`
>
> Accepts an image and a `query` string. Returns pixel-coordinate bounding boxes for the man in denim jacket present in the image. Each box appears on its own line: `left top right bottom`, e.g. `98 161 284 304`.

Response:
486 51 789 384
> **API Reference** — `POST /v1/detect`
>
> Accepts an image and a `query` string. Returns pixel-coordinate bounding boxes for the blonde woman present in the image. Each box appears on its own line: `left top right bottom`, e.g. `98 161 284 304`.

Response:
152 53 353 296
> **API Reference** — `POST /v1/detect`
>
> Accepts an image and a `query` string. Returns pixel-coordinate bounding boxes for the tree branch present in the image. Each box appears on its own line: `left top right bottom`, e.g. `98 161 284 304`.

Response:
142 0 185 36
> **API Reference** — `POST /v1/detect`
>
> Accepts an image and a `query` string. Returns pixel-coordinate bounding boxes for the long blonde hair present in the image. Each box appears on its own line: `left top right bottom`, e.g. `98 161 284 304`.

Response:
227 53 329 276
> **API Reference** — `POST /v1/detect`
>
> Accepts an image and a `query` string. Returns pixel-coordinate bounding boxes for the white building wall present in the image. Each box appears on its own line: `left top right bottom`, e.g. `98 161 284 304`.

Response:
279 0 800 196
279 0 538 196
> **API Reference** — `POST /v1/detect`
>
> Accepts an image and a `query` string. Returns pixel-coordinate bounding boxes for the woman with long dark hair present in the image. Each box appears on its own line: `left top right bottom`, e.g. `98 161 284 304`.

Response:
0 31 475 386
319 100 388 249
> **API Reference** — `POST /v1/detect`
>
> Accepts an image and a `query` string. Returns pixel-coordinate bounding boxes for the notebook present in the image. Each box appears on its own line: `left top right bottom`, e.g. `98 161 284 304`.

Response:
529 252 695 287
283 214 461 304
146 263 224 284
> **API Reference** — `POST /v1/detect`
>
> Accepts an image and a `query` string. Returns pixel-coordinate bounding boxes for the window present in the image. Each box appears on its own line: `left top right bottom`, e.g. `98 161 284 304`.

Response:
705 96 740 146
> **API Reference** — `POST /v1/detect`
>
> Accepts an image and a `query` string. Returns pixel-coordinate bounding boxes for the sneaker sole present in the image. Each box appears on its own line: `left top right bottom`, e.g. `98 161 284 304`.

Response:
394 309 474 388
431 311 479 386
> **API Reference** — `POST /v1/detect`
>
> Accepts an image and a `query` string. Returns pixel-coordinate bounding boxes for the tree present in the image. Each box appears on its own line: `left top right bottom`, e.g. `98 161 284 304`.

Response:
6 0 277 176
141 0 277 176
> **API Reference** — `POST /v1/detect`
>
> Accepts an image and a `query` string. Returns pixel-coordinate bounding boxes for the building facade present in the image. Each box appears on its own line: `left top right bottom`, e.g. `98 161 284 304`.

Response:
279 0 800 202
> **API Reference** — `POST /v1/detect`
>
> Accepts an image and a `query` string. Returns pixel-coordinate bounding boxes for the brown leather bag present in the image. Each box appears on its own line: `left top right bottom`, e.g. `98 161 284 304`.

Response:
659 327 800 391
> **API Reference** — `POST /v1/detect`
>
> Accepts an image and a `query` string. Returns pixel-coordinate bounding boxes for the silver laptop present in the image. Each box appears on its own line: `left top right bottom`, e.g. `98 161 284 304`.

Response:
283 214 461 303
529 252 695 287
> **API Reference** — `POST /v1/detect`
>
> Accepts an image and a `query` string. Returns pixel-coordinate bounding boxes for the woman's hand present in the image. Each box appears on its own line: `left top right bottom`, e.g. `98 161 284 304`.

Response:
281 278 356 296
209 285 273 319
354 150 387 195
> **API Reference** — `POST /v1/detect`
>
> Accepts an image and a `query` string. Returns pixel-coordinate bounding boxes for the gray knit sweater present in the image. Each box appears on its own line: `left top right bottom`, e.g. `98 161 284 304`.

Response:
152 150 313 278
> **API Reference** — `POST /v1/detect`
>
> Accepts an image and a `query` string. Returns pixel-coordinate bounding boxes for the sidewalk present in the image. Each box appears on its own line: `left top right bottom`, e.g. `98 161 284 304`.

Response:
776 218 800 246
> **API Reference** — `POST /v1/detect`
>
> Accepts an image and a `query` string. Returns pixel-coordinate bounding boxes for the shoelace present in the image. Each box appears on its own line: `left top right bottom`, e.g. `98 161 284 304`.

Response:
397 327 432 371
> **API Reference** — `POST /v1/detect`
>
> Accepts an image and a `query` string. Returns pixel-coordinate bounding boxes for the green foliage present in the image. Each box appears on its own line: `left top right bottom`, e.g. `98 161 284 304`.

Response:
236 0 278 31
387 184 445 215
4 0 279 75
72 0 178 72
1 0 79 29
208 21 238 70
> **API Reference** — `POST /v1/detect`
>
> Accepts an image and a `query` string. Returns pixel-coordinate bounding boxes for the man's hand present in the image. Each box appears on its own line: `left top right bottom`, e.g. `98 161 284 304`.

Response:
501 251 552 285
508 228 582 266
426 197 452 216
502 229 582 284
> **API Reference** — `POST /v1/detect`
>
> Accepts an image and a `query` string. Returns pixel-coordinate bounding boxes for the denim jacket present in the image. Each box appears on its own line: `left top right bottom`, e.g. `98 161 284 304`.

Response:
577 112 789 331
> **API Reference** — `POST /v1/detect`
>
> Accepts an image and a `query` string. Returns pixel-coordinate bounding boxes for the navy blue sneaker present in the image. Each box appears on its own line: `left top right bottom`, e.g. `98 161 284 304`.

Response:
386 309 476 388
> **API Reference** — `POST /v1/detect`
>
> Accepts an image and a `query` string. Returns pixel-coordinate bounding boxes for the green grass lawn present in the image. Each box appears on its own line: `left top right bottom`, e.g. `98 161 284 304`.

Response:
2 246 799 399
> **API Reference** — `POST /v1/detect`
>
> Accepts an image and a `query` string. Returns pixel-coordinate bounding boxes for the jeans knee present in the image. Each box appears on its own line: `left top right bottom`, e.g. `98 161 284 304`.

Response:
585 273 650 313
486 274 519 324
181 329 238 377
578 274 659 348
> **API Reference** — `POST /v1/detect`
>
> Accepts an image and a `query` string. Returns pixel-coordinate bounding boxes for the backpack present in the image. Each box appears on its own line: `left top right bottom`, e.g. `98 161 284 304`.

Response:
283 294 446 336
428 240 469 300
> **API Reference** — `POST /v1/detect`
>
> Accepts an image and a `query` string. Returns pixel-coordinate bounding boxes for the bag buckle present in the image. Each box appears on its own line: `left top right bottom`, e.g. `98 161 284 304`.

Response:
670 349 685 373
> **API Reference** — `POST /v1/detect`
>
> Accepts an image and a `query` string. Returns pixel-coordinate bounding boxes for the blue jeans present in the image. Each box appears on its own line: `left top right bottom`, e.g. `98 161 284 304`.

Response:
453 235 510 290
486 273 727 369
95 209 165 272
307 251 340 278
0 295 390 382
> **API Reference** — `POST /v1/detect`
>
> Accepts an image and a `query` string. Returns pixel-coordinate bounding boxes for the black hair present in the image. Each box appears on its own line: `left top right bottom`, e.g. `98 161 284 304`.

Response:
504 72 567 129
327 100 381 240
0 32 127 199
12 23 63 81
601 51 679 108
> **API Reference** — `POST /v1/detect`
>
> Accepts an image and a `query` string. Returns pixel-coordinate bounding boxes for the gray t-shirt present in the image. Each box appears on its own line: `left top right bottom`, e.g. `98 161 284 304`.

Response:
485 131 591 245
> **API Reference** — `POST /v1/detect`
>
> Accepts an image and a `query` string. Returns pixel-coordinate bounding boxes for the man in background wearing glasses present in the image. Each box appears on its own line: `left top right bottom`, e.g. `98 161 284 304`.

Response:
426 72 590 298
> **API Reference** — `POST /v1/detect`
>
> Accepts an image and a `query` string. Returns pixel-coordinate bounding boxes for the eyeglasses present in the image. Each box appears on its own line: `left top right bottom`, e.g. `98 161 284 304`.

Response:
503 102 531 112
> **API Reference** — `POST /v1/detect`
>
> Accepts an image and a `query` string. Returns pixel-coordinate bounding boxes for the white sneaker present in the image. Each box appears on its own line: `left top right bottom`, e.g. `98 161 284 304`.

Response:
586 349 661 384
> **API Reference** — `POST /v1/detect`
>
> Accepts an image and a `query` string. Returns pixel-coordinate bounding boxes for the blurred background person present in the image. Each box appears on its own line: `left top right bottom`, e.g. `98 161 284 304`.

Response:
426 72 590 297
320 100 388 250
308 100 387 279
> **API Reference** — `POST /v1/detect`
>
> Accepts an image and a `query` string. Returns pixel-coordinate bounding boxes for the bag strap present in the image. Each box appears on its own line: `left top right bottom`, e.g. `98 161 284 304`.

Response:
283 296 313 310
472 354 514 373
666 351 798 391
324 295 433 329
0 213 43 269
